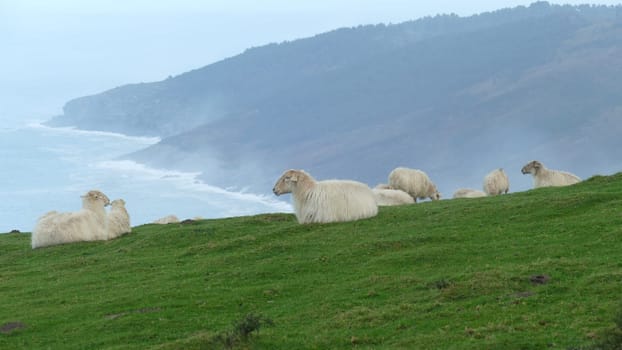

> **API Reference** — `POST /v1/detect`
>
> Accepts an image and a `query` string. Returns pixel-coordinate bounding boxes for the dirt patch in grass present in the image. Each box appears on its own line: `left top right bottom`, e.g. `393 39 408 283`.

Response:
530 274 551 285
1 322 25 334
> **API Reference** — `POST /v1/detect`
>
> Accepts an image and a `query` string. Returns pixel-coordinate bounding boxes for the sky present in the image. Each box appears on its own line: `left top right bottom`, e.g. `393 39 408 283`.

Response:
2 0 622 122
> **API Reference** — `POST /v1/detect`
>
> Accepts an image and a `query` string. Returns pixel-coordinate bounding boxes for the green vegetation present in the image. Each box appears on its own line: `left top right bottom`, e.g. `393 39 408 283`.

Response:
1 173 621 349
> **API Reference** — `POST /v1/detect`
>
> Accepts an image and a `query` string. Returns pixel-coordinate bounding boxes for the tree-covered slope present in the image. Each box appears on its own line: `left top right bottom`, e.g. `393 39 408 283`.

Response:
1 173 621 349
45 2 622 194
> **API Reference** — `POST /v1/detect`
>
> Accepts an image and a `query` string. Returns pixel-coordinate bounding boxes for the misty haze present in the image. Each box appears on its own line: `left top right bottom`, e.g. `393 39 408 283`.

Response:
45 2 622 200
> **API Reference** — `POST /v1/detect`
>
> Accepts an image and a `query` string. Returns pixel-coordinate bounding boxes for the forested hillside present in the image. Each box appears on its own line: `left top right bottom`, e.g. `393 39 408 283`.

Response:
46 2 622 194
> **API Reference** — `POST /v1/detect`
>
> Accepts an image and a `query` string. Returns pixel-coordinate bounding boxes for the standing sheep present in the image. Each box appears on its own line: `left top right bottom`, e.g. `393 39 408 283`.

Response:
107 199 131 239
483 168 510 195
452 188 487 199
32 190 110 249
388 167 440 202
272 169 378 224
372 188 415 206
521 160 581 188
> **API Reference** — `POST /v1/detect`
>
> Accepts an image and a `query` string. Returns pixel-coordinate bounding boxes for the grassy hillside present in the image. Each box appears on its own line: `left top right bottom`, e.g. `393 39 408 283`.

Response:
1 173 622 349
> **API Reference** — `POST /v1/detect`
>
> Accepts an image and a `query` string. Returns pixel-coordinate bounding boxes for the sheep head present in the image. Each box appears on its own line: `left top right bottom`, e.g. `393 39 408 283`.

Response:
111 199 126 208
272 169 302 195
521 161 542 175
430 184 441 201
82 190 111 206
432 190 441 201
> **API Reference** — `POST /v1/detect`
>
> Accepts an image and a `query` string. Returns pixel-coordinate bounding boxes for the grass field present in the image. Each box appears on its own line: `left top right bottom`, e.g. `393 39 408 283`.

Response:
1 173 621 349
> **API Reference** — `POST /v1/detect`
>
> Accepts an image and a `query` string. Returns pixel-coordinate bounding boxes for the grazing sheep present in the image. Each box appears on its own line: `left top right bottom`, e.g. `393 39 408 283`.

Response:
483 168 510 195
452 188 487 199
372 188 415 206
388 167 440 202
272 169 378 224
521 160 581 188
32 190 110 249
153 215 180 224
107 199 131 239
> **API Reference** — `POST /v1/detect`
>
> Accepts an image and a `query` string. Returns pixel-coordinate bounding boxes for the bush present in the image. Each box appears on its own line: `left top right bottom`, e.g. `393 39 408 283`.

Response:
209 313 274 349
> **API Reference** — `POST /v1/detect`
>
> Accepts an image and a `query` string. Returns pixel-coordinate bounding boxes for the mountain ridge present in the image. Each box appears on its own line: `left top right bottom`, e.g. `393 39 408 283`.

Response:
46 2 622 194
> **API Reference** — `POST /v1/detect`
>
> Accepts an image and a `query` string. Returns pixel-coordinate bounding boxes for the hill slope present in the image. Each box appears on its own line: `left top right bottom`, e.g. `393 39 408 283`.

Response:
44 2 622 194
1 173 621 349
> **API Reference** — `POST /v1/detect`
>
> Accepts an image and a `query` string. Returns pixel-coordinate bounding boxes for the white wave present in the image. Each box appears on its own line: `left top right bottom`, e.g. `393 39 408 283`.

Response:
26 122 161 145
95 160 292 212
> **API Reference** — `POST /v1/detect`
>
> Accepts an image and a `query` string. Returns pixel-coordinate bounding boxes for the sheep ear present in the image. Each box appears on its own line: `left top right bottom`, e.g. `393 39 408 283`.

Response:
289 174 298 182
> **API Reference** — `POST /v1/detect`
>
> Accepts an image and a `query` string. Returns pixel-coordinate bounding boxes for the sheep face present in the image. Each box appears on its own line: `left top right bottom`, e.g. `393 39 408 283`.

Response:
272 170 300 196
521 161 542 175
82 190 111 206
432 190 441 201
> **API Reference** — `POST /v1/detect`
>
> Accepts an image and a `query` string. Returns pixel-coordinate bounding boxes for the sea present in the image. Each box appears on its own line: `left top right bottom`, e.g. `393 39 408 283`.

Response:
0 118 292 233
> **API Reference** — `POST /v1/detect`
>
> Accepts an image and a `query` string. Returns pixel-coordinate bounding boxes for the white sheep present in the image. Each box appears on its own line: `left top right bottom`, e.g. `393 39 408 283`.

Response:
521 160 581 188
483 168 510 195
32 190 110 249
272 169 378 224
153 215 180 224
374 183 393 190
107 199 131 239
452 188 487 199
388 167 440 202
372 188 415 206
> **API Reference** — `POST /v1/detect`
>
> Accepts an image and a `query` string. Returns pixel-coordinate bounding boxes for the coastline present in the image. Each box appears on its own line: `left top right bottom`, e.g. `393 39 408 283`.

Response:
0 122 292 233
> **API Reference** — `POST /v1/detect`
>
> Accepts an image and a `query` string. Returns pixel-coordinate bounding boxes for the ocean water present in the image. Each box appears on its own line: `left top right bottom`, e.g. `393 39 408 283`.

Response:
0 121 292 233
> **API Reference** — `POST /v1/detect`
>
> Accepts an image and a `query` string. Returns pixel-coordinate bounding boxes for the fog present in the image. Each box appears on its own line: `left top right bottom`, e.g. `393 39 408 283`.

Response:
4 0 622 124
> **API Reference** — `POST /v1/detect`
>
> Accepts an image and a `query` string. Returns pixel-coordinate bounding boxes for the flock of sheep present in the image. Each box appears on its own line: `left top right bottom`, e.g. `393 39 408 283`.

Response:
272 160 581 224
31 160 580 249
31 191 131 249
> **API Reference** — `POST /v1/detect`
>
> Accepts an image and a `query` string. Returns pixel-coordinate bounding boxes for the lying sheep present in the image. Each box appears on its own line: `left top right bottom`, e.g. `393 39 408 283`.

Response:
374 184 392 190
372 188 415 206
388 167 440 202
452 188 487 199
153 215 180 224
107 199 131 239
272 169 378 224
483 168 510 195
32 190 110 249
521 160 581 188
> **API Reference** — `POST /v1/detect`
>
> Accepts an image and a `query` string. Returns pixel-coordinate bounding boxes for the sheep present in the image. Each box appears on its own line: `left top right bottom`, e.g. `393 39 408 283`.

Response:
388 167 440 202
521 160 581 188
452 188 487 199
106 199 131 239
483 168 510 195
372 188 416 206
374 183 393 190
31 190 110 249
272 169 378 224
153 215 180 224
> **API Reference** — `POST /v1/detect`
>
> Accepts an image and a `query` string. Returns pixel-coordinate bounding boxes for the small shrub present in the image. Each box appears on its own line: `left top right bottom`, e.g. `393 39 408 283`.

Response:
593 309 622 350
571 305 622 350
433 279 453 290
211 313 274 349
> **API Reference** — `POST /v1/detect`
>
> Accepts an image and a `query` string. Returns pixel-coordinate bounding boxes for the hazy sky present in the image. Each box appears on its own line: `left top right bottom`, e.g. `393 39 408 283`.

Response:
2 0 621 121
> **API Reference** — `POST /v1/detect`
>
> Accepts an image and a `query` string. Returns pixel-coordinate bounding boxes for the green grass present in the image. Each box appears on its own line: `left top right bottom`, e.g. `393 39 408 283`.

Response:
1 173 622 349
